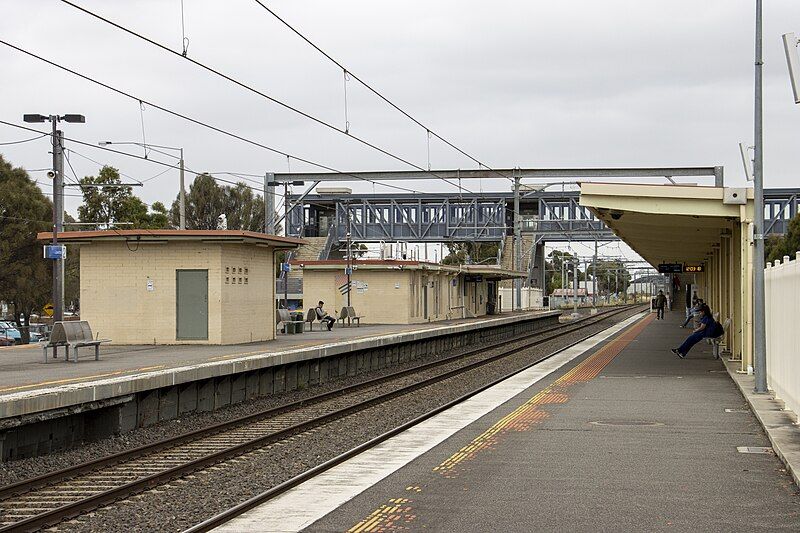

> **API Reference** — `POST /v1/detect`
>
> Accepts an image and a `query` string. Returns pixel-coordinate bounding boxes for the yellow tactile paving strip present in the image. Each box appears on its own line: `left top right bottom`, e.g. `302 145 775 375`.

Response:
347 313 654 532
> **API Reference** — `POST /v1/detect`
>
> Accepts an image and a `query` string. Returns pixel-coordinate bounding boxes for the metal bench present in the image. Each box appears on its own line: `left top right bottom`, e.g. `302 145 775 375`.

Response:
337 306 364 327
706 317 731 359
42 321 110 363
276 308 293 334
305 308 320 331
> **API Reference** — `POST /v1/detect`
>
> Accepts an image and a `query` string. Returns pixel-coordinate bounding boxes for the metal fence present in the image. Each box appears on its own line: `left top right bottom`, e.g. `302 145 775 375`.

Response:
765 251 800 416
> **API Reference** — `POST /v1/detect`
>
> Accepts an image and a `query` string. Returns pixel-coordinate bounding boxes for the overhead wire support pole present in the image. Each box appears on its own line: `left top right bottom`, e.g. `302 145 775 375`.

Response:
513 171 522 311
753 0 767 393
53 122 64 323
265 172 275 234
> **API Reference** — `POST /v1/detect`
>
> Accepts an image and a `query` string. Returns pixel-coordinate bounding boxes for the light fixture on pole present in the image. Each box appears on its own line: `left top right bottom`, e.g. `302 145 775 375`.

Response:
782 32 800 104
24 113 85 323
98 141 186 229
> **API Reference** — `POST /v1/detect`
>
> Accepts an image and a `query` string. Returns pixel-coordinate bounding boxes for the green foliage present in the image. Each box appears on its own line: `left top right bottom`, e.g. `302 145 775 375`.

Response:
0 154 52 341
442 242 499 265
170 173 268 231
766 213 800 264
77 165 170 229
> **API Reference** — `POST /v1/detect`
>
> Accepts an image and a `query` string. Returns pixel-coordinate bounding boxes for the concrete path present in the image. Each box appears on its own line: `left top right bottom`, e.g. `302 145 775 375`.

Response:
301 309 800 532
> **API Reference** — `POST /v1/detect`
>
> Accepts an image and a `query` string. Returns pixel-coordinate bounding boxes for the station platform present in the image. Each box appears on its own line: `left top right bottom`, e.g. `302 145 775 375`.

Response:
0 310 558 426
217 309 800 532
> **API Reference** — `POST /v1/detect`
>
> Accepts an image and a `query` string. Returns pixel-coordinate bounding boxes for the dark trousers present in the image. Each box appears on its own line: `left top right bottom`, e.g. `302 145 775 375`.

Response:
682 313 693 327
656 306 664 319
321 316 335 330
678 330 707 355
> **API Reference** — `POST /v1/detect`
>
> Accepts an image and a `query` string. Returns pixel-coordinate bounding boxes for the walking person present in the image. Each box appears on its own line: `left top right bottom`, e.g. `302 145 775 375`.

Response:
672 305 722 358
654 290 667 320
315 301 336 331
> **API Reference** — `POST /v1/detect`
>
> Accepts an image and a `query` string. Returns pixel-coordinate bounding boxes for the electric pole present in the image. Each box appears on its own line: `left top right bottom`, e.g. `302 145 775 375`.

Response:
513 175 522 311
346 201 352 308
265 172 275 234
24 113 85 323
178 149 186 230
753 0 768 393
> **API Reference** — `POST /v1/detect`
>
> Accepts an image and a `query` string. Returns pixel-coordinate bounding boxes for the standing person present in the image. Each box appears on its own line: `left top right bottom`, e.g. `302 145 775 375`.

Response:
672 305 721 358
654 290 667 320
315 301 336 331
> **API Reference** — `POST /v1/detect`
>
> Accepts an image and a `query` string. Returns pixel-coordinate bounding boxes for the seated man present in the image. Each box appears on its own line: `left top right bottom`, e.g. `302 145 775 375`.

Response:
315 301 336 331
672 305 722 358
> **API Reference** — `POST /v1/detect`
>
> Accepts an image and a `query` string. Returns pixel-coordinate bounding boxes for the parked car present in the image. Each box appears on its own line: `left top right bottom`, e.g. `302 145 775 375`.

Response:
28 323 49 342
0 336 14 347
0 322 21 344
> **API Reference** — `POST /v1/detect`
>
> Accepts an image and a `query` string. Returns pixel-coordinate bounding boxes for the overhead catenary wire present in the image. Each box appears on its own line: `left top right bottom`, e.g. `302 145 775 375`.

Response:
56 0 474 194
0 133 49 145
250 0 514 184
0 42 428 197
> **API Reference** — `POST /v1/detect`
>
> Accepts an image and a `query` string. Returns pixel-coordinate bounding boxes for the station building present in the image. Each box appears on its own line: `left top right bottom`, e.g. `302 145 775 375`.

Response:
39 230 304 345
580 182 755 369
296 260 527 324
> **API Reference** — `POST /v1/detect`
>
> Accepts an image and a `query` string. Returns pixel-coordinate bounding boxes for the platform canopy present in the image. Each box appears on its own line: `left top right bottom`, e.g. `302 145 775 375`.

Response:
579 183 753 266
579 182 755 370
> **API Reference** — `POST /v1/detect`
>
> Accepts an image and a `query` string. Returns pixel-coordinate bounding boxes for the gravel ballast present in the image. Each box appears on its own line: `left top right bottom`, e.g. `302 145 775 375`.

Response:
41 307 645 533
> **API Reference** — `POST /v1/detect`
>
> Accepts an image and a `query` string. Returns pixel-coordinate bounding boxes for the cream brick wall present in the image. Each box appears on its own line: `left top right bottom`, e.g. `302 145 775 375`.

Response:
219 244 273 344
301 268 492 324
302 269 412 324
80 241 275 345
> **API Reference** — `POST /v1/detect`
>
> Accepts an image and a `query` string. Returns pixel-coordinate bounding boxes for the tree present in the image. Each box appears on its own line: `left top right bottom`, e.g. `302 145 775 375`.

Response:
170 173 225 229
442 242 499 265
170 174 271 231
766 213 800 264
0 155 52 342
78 165 170 229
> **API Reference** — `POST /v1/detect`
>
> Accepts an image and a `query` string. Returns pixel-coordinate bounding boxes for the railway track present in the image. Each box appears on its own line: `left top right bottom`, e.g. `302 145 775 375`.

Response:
0 305 643 532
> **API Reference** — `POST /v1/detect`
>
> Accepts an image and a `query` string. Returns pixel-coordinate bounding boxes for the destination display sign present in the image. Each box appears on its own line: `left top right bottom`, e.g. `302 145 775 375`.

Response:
684 264 705 273
657 263 683 273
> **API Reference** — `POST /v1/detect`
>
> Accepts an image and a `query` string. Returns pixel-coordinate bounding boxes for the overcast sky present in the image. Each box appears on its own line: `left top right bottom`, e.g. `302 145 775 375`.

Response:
1 0 799 225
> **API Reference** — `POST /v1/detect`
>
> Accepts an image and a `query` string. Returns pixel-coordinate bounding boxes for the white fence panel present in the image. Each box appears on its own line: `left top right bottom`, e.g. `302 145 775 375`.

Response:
765 251 800 416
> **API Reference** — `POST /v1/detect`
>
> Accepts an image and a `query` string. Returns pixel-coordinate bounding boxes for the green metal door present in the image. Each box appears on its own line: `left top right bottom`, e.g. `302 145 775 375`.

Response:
176 269 208 340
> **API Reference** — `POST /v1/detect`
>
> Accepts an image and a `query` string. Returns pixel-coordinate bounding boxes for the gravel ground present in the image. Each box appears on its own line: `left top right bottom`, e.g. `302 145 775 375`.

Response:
45 306 644 533
0 307 631 487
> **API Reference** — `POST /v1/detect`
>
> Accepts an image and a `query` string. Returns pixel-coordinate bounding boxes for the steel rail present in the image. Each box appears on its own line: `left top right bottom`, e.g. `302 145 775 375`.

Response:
185 306 646 532
0 305 642 532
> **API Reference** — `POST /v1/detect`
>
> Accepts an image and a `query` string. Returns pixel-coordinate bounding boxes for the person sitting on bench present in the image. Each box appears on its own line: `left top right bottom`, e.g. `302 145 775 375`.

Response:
315 301 336 331
672 304 723 359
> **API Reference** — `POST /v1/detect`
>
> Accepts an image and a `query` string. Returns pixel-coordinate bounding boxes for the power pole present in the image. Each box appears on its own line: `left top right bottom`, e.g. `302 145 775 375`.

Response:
753 0 768 393
592 239 598 307
179 149 186 230
345 202 352 308
53 124 65 322
573 260 579 317
513 176 522 310
265 172 275 234
284 182 290 236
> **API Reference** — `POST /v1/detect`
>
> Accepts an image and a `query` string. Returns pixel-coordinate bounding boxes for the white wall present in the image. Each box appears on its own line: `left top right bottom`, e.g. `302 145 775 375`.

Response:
499 287 544 311
765 251 800 416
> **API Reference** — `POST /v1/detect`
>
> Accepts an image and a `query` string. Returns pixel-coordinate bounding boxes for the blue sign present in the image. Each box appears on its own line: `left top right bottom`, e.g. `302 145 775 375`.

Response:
281 262 291 272
345 267 353 275
43 245 66 260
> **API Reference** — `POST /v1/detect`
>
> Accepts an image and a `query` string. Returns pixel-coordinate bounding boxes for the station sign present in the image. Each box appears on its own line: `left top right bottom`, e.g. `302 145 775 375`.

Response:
464 274 484 282
684 264 705 273
43 245 66 260
657 263 683 274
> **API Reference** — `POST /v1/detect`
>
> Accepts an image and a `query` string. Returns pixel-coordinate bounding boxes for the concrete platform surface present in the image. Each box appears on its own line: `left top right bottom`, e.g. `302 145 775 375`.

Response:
224 309 800 532
0 310 556 419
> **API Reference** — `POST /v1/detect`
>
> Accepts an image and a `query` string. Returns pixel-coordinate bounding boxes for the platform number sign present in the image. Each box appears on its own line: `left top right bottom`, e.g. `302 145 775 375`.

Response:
43 245 66 260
